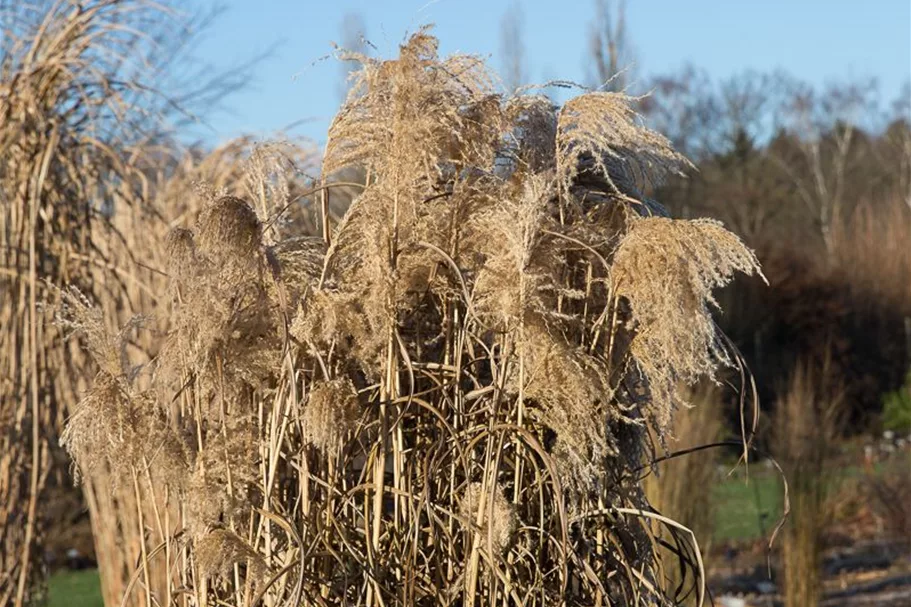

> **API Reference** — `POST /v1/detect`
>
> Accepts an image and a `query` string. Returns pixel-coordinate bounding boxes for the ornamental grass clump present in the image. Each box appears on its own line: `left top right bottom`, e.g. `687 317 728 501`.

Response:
63 28 762 606
0 1 231 601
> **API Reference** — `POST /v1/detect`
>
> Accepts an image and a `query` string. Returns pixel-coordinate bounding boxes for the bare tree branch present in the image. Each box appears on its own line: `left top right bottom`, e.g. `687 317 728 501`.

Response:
587 0 634 91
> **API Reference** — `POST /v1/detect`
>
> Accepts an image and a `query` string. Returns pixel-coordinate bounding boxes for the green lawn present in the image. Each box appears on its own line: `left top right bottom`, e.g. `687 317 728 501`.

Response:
48 569 102 607
709 455 911 544
712 466 785 542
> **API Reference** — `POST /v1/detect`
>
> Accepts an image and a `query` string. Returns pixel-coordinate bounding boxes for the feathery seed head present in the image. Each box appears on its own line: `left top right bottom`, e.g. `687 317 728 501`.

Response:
195 529 267 585
164 227 197 277
301 378 360 454
459 482 517 554
556 92 692 198
611 216 763 432
197 196 263 262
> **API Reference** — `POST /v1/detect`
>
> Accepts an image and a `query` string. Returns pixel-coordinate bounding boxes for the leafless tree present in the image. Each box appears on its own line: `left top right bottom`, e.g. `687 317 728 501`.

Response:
587 0 634 91
640 65 721 160
889 81 911 209
718 71 778 146
499 2 527 91
640 68 794 244
776 77 879 254
337 12 368 100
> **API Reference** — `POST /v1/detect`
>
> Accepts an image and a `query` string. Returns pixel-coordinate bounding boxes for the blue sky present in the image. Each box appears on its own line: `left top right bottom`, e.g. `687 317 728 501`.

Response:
189 0 911 145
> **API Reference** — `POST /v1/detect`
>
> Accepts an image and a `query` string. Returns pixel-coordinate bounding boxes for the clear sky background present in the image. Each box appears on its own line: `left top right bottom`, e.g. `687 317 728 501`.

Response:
189 0 911 146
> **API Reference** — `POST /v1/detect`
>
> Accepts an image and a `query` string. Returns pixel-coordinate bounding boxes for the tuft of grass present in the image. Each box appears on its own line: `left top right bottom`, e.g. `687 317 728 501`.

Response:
0 1 273 603
644 384 725 602
57 26 763 607
0 0 181 601
772 359 844 607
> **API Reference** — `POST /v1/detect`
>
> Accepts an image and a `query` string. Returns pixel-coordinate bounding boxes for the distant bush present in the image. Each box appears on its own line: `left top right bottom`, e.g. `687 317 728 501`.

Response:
882 371 911 434
865 453 911 542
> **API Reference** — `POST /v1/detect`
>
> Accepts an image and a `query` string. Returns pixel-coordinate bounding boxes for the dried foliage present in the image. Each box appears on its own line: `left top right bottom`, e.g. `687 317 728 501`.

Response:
301 378 361 453
0 3 320 604
864 452 911 543
460 482 518 555
643 385 724 603
612 218 763 431
0 1 197 602
556 92 691 198
58 28 762 607
195 529 267 586
833 197 911 315
772 360 845 607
